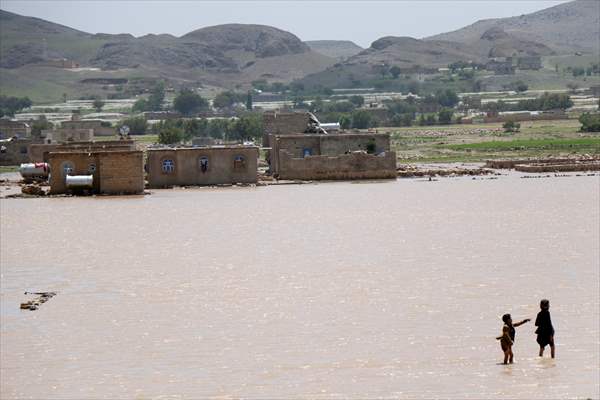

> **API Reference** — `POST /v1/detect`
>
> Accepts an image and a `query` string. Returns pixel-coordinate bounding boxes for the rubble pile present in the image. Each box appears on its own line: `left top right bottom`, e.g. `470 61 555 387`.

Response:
397 165 495 178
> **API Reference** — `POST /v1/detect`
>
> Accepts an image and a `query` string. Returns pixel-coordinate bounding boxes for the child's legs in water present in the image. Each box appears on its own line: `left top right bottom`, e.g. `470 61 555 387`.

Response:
508 348 514 363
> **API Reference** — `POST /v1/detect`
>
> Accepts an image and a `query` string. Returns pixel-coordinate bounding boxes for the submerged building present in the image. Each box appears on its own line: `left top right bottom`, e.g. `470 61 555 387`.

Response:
48 150 144 195
146 146 259 187
270 133 397 180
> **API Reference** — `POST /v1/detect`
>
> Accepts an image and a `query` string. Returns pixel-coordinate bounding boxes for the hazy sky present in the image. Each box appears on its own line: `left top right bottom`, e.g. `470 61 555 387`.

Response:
1 0 570 47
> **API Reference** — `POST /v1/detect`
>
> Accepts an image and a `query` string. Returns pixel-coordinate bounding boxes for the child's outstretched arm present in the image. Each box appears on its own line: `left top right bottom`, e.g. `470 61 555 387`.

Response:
513 318 531 327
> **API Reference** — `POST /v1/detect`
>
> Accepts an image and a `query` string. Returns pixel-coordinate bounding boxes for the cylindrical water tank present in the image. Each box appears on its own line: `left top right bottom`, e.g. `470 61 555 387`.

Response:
65 175 93 188
19 163 50 179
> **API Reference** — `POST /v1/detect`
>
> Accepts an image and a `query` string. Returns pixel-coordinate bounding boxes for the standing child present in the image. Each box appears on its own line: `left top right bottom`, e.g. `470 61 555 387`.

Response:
535 299 555 358
496 313 530 364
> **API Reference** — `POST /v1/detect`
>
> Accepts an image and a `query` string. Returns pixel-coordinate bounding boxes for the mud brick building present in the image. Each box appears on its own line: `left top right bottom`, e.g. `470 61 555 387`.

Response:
146 146 259 187
270 133 396 180
0 120 31 139
29 140 136 163
47 150 144 195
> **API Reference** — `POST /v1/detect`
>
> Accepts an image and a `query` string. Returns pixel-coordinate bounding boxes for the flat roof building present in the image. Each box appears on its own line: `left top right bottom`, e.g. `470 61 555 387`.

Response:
48 150 144 195
147 146 259 187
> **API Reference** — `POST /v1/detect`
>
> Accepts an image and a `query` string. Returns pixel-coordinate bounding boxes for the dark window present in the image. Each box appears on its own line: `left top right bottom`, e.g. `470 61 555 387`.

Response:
20 146 28 154
162 159 175 173
233 155 246 171
199 156 209 173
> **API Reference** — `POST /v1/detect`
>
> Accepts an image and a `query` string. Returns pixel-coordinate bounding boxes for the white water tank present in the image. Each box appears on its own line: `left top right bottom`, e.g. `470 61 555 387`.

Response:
19 163 50 179
65 175 93 188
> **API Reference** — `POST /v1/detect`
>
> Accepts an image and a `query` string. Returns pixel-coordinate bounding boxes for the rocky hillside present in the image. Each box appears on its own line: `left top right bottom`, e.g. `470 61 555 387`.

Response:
305 40 364 59
428 0 599 54
0 10 334 88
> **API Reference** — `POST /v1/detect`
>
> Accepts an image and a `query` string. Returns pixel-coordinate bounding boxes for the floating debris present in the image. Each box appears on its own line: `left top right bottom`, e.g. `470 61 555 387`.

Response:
20 291 57 311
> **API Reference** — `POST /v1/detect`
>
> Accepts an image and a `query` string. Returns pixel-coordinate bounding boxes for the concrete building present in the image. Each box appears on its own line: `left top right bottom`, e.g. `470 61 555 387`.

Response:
48 150 144 195
0 137 34 166
270 133 397 180
147 146 259 187
29 140 136 163
0 119 31 139
41 128 94 143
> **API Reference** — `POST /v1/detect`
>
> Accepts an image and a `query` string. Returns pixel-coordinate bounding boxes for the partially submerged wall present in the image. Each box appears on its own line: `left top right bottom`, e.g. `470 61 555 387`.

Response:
271 133 395 180
147 146 259 187
48 150 144 195
277 151 397 180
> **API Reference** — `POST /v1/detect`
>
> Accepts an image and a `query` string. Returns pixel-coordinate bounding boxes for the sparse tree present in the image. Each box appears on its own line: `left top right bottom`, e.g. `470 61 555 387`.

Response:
390 66 402 79
173 89 209 116
93 98 105 112
503 120 521 133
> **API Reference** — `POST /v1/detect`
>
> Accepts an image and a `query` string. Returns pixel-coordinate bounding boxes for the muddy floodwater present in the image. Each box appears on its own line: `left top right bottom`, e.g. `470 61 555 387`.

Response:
1 174 599 399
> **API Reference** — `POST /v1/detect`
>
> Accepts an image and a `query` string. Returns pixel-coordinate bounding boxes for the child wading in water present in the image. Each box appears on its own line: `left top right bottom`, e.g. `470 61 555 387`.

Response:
496 313 530 364
535 299 555 358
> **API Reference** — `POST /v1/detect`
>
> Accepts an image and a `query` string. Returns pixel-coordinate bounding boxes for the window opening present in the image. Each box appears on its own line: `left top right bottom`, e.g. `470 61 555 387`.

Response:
162 159 175 173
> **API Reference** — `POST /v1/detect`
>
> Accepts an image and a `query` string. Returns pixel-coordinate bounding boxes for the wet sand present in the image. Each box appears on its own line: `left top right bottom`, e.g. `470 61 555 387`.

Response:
1 173 599 399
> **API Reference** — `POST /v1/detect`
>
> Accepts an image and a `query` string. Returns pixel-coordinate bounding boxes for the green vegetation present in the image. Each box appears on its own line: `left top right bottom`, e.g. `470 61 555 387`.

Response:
152 113 263 143
503 120 521 133
0 95 32 117
579 113 600 132
446 138 600 152
117 117 148 135
484 92 573 113
92 97 105 112
173 89 209 116
132 81 165 112
0 166 19 173
213 91 245 109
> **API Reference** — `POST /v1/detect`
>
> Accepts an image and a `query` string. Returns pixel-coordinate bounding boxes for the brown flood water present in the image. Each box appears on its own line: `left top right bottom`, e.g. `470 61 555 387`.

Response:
1 174 599 399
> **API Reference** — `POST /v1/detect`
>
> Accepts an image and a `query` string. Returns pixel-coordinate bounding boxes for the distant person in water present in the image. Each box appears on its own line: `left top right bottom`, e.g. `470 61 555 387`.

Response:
496 313 531 364
535 299 555 358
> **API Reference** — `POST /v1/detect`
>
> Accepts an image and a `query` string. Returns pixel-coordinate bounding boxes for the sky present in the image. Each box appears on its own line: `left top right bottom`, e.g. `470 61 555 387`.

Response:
0 0 571 48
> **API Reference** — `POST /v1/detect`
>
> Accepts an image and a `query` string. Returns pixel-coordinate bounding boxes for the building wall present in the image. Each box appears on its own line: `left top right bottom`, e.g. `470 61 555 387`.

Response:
272 133 396 180
61 120 114 137
147 146 258 187
0 120 31 139
48 151 144 195
29 140 136 162
277 151 397 180
42 129 94 143
0 138 33 166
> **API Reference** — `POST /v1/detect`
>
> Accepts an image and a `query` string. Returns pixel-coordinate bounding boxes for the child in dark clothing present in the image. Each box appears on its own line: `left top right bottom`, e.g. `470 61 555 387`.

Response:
496 313 530 364
535 299 555 358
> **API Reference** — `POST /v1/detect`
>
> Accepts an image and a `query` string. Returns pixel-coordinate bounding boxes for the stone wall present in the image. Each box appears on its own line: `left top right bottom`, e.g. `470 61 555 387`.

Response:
272 133 396 180
277 151 397 180
147 146 258 187
48 150 144 195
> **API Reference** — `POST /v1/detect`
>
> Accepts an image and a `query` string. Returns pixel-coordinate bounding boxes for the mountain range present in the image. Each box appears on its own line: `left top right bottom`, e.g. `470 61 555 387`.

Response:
0 0 597 101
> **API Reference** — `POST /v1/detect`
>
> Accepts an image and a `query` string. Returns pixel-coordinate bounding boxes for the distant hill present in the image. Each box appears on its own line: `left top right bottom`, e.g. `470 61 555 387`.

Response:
305 40 364 59
299 1 593 89
428 0 599 54
0 10 334 95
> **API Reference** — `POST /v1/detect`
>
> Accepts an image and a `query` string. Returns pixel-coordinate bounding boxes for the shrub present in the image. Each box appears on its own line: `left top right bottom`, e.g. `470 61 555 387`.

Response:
503 120 521 133
579 113 600 132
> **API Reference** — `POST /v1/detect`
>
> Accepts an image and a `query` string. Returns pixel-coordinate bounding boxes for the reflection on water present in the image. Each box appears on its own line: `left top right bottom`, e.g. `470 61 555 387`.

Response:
1 175 599 399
